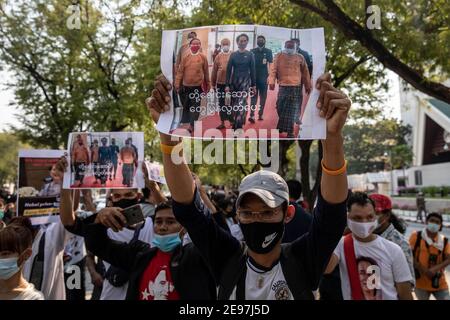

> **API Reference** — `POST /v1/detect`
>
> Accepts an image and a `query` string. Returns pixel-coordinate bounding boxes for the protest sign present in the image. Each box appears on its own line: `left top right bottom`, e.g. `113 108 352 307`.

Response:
157 25 326 140
63 132 145 189
145 161 166 184
18 149 65 225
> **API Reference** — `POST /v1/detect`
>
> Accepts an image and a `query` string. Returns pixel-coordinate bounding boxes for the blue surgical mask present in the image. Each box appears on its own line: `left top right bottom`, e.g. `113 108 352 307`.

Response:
427 223 440 233
0 210 4 221
0 257 20 280
151 233 181 252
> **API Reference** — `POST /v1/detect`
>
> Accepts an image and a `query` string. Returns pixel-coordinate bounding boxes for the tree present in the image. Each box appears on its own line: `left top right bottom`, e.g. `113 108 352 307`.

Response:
0 0 184 149
0 132 24 186
289 0 450 104
343 118 412 174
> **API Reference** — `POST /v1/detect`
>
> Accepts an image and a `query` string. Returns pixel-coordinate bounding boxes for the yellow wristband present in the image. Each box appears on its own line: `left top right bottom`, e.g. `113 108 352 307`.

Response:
160 143 182 155
321 159 347 176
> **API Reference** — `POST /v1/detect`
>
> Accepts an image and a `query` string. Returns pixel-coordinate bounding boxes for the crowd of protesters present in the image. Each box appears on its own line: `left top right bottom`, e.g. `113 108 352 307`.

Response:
1 72 449 301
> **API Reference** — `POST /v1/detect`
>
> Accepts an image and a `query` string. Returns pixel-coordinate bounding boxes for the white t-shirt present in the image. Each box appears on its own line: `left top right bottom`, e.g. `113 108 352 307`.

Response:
12 283 44 300
229 259 294 300
333 235 413 300
23 221 69 300
100 217 154 300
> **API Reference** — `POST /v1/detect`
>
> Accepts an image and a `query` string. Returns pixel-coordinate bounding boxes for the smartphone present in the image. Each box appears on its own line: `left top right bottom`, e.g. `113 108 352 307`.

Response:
122 204 144 226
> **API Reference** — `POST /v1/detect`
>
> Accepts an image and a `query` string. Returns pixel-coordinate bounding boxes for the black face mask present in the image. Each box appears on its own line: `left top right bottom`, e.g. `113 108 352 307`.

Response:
112 198 139 209
239 221 284 254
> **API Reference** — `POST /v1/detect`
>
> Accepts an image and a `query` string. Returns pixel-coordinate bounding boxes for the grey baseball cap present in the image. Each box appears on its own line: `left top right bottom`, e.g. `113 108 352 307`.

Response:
236 170 289 208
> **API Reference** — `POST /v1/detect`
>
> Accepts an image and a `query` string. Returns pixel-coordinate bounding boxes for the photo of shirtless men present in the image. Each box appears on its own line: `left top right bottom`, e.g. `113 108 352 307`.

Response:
67 132 143 189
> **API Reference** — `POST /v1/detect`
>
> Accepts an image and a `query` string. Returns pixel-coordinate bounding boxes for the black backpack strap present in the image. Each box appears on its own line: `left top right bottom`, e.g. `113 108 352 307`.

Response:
442 237 448 261
29 231 46 291
130 221 145 243
413 231 422 259
280 244 314 300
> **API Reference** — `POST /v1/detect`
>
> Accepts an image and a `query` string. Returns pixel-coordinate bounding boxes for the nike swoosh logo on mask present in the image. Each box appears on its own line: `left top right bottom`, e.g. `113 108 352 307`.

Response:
261 232 278 249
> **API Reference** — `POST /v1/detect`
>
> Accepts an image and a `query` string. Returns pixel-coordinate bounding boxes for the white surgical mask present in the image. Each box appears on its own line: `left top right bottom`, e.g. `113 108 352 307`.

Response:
426 223 440 233
222 45 230 52
347 218 378 239
284 48 295 55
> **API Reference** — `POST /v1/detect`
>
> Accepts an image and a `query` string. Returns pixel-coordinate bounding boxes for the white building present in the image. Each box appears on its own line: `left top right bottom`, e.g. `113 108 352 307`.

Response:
398 79 450 193
347 79 450 195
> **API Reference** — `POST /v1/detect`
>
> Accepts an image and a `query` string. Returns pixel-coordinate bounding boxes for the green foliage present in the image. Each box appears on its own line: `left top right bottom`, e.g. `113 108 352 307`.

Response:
0 132 25 186
344 117 413 174
0 0 185 150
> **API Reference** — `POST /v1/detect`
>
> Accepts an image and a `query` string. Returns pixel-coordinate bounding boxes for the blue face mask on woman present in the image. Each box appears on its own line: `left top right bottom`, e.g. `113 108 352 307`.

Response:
151 233 181 252
0 257 20 280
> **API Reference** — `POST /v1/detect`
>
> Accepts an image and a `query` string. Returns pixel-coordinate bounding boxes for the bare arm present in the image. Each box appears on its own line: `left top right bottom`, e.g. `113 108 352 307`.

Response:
429 255 450 274
324 254 339 274
301 59 312 93
57 156 77 227
142 163 168 205
203 54 210 88
146 75 194 204
317 73 351 204
396 282 413 300
60 189 77 227
194 174 217 214
211 58 219 87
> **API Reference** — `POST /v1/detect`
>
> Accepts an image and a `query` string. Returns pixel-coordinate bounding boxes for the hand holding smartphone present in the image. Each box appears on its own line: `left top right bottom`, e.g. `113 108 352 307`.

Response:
121 204 144 227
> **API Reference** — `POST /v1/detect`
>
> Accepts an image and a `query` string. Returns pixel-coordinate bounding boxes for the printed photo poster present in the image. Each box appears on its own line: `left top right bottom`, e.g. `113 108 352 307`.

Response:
157 24 326 140
145 161 166 184
17 149 65 225
63 132 145 189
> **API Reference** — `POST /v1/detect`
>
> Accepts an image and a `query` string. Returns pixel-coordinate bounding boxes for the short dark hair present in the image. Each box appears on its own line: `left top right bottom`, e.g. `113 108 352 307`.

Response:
2 217 34 254
188 31 197 38
154 199 173 219
236 33 249 43
287 180 302 200
257 35 266 41
426 212 443 225
347 192 375 212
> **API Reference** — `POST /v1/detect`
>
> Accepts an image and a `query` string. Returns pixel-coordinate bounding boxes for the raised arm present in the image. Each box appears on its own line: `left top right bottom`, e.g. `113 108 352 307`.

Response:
318 72 350 204
145 75 240 278
291 72 351 289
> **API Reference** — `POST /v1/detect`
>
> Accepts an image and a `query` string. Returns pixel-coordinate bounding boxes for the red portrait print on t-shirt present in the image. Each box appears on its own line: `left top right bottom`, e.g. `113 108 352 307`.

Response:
138 250 180 300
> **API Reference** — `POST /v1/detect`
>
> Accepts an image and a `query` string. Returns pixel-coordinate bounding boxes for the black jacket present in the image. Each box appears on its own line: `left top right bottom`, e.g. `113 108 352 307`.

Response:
172 188 347 300
83 222 217 300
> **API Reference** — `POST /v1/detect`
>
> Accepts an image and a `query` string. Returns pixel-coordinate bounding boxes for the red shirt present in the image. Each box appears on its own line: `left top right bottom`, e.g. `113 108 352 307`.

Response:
138 250 180 300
